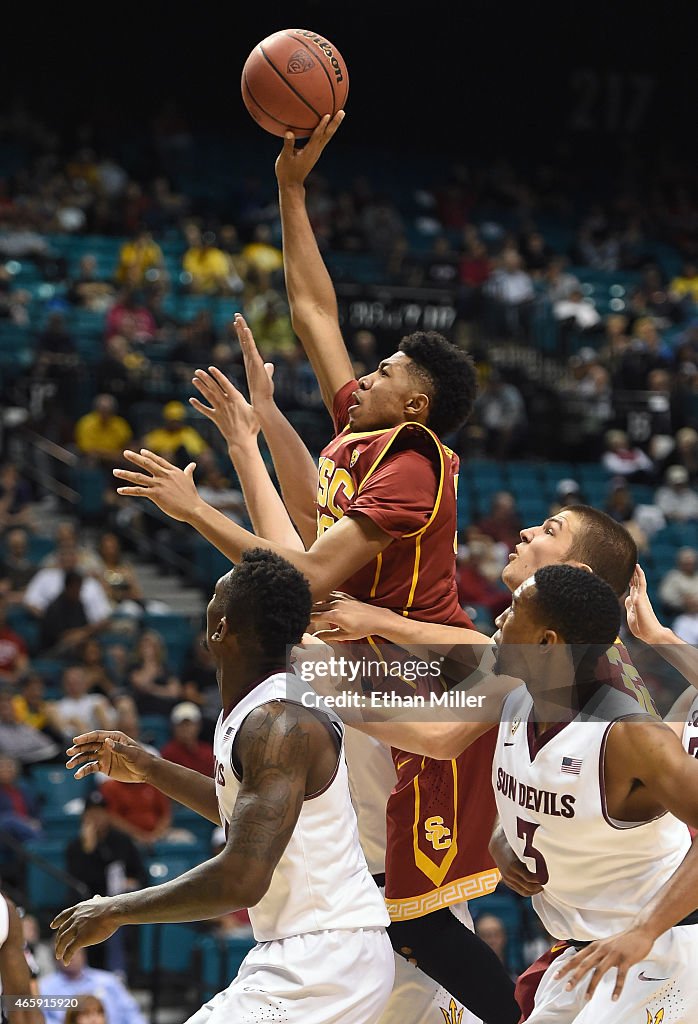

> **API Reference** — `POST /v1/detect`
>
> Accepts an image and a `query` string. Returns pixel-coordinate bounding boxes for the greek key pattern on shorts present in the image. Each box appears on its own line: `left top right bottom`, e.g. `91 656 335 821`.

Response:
386 868 501 921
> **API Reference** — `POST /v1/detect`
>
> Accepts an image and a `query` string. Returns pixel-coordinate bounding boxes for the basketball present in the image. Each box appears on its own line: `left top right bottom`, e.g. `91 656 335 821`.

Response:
241 29 349 138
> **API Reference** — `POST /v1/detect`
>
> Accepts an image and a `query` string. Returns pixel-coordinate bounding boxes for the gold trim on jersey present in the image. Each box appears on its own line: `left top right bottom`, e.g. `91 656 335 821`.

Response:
402 535 422 615
412 757 459 887
386 868 501 920
370 552 383 598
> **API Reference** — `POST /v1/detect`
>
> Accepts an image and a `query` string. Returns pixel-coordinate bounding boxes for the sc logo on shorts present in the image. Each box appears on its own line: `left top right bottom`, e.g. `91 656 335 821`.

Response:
425 815 452 851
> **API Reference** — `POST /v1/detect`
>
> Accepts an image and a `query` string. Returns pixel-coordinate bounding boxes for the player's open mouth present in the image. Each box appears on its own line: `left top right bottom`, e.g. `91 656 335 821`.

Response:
348 392 361 412
508 553 517 561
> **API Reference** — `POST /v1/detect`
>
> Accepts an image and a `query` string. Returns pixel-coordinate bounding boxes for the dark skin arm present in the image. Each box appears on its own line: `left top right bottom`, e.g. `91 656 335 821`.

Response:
0 897 44 1024
556 718 698 1001
66 729 221 825
113 450 392 600
275 113 354 413
51 702 337 962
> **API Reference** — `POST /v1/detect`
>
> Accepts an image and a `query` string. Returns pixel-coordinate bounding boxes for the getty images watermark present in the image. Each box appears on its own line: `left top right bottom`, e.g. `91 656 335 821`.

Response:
288 641 694 723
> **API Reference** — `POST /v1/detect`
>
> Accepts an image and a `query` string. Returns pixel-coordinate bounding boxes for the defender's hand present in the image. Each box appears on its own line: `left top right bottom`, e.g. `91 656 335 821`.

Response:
67 729 152 784
625 565 667 646
114 450 202 522
236 313 276 410
311 591 386 641
275 112 345 188
51 896 121 964
555 925 655 1002
190 361 261 452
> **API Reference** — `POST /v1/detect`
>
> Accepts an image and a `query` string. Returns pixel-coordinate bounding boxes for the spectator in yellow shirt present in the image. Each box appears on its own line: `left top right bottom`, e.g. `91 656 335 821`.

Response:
75 395 133 466
183 229 231 295
115 229 165 287
670 261 698 304
142 401 208 468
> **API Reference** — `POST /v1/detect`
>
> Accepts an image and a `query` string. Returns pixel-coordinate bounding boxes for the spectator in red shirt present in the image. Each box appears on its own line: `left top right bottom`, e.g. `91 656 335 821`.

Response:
99 777 171 847
160 701 214 778
0 593 28 682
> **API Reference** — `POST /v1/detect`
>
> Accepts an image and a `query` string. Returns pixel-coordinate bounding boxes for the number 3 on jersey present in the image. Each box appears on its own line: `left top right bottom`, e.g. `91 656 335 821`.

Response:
317 456 355 536
517 817 549 885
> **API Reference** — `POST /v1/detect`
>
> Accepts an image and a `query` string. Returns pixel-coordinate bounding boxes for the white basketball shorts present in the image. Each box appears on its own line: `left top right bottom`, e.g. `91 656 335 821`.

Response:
526 925 698 1023
184 926 394 1024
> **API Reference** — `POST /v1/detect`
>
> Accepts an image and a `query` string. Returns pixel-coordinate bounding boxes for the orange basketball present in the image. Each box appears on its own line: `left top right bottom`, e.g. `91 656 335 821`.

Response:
241 29 349 138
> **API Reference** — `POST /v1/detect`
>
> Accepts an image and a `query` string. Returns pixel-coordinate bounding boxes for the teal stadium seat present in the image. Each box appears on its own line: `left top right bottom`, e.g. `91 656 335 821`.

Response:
194 934 255 1000
140 922 202 974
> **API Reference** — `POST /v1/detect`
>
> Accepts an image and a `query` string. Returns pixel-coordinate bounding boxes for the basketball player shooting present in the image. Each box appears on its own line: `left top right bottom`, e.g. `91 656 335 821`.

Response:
53 550 393 1024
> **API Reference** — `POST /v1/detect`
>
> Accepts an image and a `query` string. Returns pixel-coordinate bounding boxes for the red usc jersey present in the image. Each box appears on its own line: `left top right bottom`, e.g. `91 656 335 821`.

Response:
319 380 468 626
321 382 502 918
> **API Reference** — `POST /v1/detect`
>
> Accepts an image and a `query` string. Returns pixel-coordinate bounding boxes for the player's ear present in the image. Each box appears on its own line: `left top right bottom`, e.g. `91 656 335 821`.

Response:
404 392 430 420
211 616 229 643
565 560 593 575
540 629 560 647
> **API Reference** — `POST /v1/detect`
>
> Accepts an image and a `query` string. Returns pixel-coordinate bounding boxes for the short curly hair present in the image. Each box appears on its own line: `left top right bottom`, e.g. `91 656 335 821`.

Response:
532 565 621 647
220 549 312 659
398 331 477 437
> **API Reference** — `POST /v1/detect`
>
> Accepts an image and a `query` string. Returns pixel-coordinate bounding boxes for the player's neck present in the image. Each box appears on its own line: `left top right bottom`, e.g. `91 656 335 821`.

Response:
218 656 287 712
526 660 577 730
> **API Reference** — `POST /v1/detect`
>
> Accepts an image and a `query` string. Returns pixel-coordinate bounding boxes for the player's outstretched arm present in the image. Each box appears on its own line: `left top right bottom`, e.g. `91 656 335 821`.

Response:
114 450 392 599
276 113 355 412
0 897 45 1024
66 730 221 825
189 353 304 550
51 703 319 960
556 721 698 1002
235 313 318 547
626 564 698 690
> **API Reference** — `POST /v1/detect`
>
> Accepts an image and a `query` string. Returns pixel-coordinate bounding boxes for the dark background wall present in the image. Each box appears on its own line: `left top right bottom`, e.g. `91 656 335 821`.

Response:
4 0 694 160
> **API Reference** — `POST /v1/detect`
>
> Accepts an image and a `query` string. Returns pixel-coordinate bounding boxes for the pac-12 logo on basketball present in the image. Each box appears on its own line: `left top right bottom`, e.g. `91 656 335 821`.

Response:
287 50 315 74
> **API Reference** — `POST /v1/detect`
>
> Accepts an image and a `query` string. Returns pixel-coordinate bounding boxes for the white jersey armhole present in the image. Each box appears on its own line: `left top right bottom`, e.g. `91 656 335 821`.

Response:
0 894 10 949
600 717 670 830
230 697 344 800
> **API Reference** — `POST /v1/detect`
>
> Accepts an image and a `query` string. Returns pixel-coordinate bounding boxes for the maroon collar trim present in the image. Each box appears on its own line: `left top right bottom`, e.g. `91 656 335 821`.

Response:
222 666 288 720
526 717 569 761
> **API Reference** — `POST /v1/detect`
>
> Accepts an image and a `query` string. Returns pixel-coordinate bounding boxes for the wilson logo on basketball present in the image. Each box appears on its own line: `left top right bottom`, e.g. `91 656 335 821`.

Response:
287 49 315 74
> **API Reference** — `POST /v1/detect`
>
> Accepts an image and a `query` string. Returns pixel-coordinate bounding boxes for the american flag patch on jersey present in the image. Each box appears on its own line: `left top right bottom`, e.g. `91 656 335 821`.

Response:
561 757 583 775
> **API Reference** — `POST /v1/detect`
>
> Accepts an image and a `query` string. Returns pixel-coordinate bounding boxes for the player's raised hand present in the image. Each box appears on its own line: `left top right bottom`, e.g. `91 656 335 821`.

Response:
190 361 261 453
275 111 345 188
113 450 201 522
488 823 543 897
625 565 667 646
236 313 276 410
66 729 151 784
554 924 655 1002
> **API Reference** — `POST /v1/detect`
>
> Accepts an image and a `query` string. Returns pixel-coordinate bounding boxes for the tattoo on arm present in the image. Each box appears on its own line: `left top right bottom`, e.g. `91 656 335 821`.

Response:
228 703 312 866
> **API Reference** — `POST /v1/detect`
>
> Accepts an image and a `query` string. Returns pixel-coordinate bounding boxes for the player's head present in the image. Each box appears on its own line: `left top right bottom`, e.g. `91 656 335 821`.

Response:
348 331 477 437
501 506 637 598
498 565 621 683
207 549 312 672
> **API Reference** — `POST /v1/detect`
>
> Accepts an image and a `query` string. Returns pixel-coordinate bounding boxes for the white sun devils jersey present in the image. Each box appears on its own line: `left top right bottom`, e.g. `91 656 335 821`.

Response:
494 685 691 942
682 692 698 758
213 672 390 942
